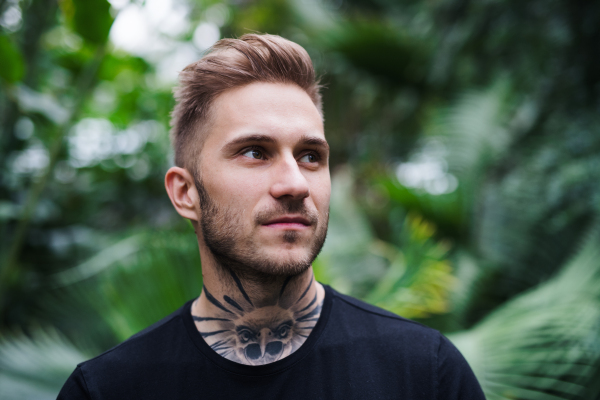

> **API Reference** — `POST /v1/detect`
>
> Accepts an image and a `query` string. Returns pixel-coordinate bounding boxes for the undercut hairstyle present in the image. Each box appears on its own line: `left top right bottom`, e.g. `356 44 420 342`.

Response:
170 33 323 174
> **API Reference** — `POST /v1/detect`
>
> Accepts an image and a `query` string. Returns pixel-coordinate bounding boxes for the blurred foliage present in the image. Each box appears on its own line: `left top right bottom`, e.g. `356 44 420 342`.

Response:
449 223 600 399
1 0 600 398
62 0 114 45
0 34 25 82
314 168 456 319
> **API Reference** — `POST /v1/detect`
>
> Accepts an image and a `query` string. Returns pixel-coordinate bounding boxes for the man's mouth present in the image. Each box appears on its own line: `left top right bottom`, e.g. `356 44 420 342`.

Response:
262 215 311 229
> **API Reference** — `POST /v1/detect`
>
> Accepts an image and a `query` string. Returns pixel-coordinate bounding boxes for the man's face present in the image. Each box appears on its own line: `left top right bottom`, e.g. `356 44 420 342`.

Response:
193 82 330 277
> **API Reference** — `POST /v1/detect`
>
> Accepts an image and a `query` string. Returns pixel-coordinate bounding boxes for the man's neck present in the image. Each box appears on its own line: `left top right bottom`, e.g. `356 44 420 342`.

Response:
191 258 325 366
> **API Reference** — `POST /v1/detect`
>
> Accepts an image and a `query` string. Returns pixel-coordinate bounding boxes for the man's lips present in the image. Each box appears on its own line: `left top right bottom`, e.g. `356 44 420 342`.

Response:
262 216 311 229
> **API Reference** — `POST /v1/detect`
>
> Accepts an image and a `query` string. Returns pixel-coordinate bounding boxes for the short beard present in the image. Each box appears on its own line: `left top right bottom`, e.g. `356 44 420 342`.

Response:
194 175 328 281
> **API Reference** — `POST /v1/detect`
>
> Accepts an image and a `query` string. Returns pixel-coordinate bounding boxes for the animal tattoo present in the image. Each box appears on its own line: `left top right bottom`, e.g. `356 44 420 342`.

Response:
192 273 323 365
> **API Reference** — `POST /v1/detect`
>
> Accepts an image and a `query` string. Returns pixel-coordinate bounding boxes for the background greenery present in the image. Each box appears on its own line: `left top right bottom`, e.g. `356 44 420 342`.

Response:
1 0 600 398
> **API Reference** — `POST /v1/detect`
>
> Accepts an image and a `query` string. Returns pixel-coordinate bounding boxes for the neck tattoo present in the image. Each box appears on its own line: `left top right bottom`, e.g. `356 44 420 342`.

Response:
192 272 324 366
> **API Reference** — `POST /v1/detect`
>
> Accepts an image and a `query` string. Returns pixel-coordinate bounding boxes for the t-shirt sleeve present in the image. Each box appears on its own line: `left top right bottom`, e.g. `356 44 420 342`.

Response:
57 366 92 400
436 334 486 400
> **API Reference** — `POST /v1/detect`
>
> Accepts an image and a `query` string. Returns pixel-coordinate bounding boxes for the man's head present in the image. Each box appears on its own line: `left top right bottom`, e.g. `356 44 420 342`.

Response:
170 34 323 172
165 34 330 278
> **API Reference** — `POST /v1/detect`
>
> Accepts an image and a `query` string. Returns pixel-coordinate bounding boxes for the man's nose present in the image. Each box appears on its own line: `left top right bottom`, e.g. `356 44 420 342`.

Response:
269 155 310 201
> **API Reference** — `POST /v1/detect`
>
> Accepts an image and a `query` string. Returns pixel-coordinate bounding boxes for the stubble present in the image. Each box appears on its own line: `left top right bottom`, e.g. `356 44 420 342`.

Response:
194 176 328 280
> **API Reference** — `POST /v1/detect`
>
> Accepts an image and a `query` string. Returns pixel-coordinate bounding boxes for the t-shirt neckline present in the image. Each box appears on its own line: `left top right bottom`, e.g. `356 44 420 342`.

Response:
181 283 334 376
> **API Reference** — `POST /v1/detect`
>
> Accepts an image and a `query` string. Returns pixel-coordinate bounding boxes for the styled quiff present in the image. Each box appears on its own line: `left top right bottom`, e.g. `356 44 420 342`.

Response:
170 33 322 172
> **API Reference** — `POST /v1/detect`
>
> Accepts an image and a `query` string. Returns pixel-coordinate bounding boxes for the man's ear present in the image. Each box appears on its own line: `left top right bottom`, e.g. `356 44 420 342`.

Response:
165 167 199 222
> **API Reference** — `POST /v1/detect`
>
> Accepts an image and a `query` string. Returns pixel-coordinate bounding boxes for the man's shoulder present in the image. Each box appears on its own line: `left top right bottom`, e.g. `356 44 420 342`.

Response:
325 286 485 400
59 301 205 398
78 302 190 372
331 289 440 337
324 290 445 357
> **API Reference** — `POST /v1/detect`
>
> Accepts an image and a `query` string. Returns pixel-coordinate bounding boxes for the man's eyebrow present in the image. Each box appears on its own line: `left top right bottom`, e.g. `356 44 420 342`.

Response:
299 135 330 152
222 134 276 152
222 134 329 152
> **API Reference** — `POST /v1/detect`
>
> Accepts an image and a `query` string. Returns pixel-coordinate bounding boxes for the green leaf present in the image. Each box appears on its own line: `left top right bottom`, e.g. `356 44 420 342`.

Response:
63 0 114 45
365 214 455 319
316 167 455 318
52 229 203 341
0 328 90 400
0 35 25 83
449 223 600 400
314 167 386 296
323 20 432 87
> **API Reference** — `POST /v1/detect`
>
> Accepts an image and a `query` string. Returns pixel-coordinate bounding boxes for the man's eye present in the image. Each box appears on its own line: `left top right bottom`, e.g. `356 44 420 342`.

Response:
299 153 318 163
242 149 265 160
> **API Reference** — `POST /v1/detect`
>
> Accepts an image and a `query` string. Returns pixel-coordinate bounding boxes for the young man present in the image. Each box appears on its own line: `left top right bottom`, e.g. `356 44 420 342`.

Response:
59 34 485 399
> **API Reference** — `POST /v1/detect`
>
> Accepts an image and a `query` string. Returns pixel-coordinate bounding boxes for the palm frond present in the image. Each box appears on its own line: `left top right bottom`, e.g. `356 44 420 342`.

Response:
431 82 514 183
365 214 456 319
0 328 90 400
47 227 203 342
315 166 387 295
316 168 455 318
449 223 600 400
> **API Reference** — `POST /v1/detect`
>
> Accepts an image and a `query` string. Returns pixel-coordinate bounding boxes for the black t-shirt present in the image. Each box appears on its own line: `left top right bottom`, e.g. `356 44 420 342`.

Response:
58 285 485 399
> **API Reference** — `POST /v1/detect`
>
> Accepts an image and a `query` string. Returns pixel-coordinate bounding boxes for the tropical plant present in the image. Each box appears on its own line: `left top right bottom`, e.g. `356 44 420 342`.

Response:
2 0 600 398
449 223 600 400
316 167 457 318
0 328 89 400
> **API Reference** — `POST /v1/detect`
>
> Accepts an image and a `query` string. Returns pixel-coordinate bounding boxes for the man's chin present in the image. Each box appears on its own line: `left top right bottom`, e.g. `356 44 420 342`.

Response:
241 247 314 277
248 261 312 278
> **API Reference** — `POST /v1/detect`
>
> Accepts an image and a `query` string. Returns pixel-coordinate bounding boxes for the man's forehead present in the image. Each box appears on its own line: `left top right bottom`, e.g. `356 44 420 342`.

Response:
203 82 325 149
212 81 318 113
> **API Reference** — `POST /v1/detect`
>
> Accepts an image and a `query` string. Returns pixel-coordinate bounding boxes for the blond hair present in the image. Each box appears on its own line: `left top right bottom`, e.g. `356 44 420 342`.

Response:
170 34 322 172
